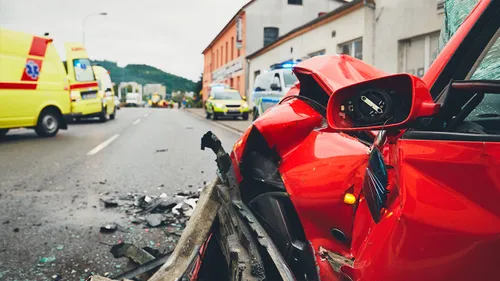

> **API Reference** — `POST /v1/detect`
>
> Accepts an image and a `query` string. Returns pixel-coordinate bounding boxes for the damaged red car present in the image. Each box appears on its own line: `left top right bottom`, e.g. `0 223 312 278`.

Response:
147 1 500 281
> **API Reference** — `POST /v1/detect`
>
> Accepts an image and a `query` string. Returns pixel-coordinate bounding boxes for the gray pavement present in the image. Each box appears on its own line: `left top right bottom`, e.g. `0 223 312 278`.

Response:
0 108 240 280
186 108 253 133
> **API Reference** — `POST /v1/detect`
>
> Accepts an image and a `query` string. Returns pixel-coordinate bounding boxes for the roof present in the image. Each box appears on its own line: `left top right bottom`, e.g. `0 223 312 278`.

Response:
201 0 350 55
246 0 369 60
202 0 256 54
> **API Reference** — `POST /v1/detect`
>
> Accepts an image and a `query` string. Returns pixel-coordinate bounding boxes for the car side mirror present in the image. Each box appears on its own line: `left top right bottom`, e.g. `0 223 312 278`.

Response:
326 73 439 131
270 83 281 91
242 96 247 101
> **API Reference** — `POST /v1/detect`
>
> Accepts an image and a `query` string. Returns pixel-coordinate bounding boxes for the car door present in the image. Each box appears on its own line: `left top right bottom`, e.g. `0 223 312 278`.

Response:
381 10 500 281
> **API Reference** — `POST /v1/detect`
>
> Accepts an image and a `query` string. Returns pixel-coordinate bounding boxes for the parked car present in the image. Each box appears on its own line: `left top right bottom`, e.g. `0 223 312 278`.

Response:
205 89 250 120
125 93 141 107
92 65 116 120
156 1 500 281
251 67 298 120
0 28 71 137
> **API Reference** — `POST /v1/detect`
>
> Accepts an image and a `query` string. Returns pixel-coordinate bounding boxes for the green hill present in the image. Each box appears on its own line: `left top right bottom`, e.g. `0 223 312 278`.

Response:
91 60 196 94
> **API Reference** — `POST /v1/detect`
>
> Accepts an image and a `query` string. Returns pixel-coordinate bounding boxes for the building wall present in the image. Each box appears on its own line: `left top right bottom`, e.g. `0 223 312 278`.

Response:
372 0 444 74
248 6 370 102
202 13 247 101
245 0 346 55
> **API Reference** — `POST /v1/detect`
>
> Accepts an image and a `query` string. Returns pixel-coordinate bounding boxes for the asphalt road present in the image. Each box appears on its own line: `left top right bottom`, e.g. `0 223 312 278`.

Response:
0 108 241 280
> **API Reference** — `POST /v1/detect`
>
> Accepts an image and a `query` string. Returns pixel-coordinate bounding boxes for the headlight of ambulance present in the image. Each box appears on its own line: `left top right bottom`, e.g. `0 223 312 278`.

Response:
242 103 248 108
215 103 225 109
70 91 81 101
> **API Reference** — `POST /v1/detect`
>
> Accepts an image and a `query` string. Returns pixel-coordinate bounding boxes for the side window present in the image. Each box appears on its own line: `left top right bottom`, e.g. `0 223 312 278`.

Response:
464 35 500 125
272 74 281 87
264 27 279 46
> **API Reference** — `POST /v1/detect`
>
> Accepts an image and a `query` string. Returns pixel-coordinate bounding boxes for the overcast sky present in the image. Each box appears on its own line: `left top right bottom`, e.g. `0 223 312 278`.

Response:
0 0 248 81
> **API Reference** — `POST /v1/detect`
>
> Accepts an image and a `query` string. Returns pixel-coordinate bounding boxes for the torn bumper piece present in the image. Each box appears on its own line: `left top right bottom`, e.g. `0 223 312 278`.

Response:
145 174 296 281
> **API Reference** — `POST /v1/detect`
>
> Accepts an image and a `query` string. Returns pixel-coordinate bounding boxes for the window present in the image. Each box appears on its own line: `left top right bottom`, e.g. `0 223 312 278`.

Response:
73 58 95 82
216 50 219 68
254 70 261 82
398 31 440 77
236 76 241 92
288 0 302 5
264 27 279 46
214 91 242 100
221 46 224 65
231 37 234 60
338 38 363 60
272 74 281 89
238 49 241 57
225 41 228 63
308 49 326 58
464 36 500 123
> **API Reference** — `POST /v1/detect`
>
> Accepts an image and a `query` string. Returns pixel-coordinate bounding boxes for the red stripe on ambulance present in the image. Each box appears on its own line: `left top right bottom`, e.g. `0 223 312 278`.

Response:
0 82 37 90
29 37 50 57
70 82 98 90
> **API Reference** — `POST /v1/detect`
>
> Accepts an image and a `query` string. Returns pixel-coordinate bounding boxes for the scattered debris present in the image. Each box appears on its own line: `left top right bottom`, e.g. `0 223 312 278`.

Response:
39 256 56 263
99 180 107 185
101 198 119 208
2 220 9 225
52 274 62 281
146 214 164 227
155 149 168 153
13 228 19 232
100 224 117 233
110 243 155 264
56 245 64 251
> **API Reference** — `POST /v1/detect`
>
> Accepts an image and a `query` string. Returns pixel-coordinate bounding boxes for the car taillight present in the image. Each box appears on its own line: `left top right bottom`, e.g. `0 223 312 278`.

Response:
362 147 388 223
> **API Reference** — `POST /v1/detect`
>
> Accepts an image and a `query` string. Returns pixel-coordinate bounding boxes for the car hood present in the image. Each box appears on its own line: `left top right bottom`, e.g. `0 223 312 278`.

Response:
213 100 247 106
292 54 388 96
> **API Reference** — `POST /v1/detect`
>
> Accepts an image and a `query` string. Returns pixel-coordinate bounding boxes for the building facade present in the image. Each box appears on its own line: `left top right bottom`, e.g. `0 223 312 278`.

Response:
202 0 347 101
246 0 444 103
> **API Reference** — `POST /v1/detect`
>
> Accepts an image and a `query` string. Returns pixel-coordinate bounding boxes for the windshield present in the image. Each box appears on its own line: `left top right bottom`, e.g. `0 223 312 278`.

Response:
213 91 242 100
283 70 298 87
73 58 95 82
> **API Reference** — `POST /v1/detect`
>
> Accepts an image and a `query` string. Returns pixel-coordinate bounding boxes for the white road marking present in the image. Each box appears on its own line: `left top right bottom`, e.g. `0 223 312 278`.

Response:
133 119 141 125
86 134 120 156
144 113 149 117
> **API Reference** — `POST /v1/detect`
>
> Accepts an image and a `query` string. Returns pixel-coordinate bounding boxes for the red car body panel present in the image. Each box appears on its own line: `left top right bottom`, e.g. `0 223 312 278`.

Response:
224 1 498 280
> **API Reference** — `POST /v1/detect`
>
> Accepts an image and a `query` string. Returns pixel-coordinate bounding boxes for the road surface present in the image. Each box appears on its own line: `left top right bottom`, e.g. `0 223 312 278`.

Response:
0 108 241 280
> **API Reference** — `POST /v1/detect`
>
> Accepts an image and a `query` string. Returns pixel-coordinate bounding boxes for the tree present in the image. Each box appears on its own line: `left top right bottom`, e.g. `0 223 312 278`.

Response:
126 85 133 93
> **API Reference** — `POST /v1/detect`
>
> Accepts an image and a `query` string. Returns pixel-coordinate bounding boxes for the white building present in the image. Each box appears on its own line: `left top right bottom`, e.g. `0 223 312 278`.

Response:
144 84 167 100
244 0 349 55
118 82 142 101
246 0 444 99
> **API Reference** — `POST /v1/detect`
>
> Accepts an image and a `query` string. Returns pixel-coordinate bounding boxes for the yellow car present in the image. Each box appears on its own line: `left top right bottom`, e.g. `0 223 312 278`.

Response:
205 89 250 120
0 28 71 137
65 43 113 122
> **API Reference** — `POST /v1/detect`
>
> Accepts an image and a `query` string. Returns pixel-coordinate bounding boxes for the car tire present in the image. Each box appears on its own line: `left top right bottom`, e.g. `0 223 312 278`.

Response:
110 108 116 120
99 106 109 122
242 112 249 121
212 107 219 120
35 109 60 137
252 109 259 121
0 128 9 138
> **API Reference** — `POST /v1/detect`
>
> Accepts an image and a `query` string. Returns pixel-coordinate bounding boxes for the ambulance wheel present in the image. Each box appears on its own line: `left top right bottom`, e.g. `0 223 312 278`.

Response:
35 109 60 137
242 112 249 120
99 106 109 122
110 108 116 120
0 129 9 137
212 108 219 120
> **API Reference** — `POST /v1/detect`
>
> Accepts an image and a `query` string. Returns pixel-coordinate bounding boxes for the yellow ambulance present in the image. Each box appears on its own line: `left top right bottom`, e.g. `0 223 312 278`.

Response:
0 28 71 137
64 43 112 122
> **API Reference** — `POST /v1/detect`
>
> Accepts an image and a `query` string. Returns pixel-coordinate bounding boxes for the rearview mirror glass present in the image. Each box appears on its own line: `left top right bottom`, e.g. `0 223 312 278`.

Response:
326 74 439 131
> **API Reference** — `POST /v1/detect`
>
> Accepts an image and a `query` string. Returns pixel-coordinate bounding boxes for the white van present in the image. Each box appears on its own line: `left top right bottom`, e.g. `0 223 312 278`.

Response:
251 69 298 120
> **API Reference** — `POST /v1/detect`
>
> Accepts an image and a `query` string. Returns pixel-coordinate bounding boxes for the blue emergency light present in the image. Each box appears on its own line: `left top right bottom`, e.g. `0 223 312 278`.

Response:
270 60 301 70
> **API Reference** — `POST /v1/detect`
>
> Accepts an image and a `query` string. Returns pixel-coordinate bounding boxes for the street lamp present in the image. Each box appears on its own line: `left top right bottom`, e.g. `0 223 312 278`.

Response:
82 12 107 46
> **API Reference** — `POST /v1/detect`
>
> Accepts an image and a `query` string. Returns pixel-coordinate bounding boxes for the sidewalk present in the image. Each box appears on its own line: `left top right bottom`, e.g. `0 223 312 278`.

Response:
186 108 253 133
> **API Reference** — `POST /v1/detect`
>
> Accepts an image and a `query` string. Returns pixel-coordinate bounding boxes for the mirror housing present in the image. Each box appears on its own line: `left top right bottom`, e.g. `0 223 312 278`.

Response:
270 83 281 91
326 74 439 131
242 96 247 101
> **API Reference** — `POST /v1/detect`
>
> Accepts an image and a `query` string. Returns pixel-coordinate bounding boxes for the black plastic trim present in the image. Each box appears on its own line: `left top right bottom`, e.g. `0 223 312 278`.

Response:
402 130 500 142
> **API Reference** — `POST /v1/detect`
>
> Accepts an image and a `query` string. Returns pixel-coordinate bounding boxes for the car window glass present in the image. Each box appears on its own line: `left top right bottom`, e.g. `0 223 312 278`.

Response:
73 58 95 82
254 73 271 91
272 75 280 86
214 91 242 100
465 35 500 122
